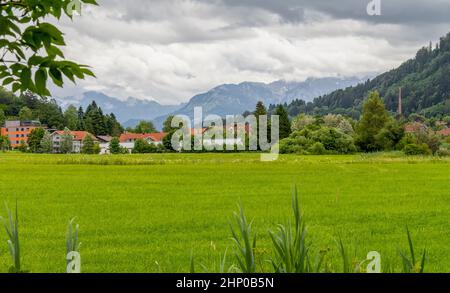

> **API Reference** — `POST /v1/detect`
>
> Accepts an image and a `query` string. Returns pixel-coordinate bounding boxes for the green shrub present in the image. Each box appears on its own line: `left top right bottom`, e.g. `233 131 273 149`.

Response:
279 127 356 154
308 142 326 155
403 143 432 156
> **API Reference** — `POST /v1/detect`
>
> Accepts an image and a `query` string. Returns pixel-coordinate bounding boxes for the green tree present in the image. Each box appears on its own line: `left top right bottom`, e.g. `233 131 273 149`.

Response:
134 120 156 134
254 101 268 149
17 140 27 152
27 127 45 153
93 143 101 154
109 137 121 154
162 130 176 151
60 127 73 154
275 105 291 139
76 106 85 131
133 138 150 153
0 135 10 151
81 134 95 154
84 101 106 135
356 91 390 152
39 131 53 153
35 98 64 128
64 105 78 130
105 113 122 137
374 119 405 150
0 0 97 97
163 115 176 132
292 114 315 131
254 101 267 118
19 106 33 121
0 108 5 126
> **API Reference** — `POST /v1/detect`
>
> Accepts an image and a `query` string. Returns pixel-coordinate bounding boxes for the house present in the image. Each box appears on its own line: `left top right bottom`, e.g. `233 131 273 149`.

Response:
51 130 97 153
119 132 167 144
99 132 167 154
1 120 43 148
437 128 450 137
404 122 427 133
202 124 252 148
96 135 113 143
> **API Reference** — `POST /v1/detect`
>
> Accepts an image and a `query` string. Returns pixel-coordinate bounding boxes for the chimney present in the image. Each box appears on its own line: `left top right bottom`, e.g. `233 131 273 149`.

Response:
398 87 403 116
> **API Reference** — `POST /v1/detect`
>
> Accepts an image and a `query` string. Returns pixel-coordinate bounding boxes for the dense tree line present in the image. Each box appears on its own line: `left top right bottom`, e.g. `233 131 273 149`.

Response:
279 91 450 156
73 101 123 136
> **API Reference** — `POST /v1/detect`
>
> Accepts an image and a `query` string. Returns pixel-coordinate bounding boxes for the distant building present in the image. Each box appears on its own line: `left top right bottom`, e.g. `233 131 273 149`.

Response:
51 130 98 153
0 120 43 148
437 128 450 137
96 135 113 143
404 122 428 134
99 132 167 154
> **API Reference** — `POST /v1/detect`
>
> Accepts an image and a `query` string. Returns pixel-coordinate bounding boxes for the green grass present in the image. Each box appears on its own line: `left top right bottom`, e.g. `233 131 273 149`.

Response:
0 152 449 273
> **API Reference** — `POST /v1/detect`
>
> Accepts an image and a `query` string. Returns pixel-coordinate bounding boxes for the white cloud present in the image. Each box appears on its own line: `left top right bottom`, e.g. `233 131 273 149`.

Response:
49 0 450 105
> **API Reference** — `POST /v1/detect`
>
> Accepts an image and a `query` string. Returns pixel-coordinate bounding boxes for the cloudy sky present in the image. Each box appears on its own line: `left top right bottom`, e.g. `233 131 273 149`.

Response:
51 0 450 105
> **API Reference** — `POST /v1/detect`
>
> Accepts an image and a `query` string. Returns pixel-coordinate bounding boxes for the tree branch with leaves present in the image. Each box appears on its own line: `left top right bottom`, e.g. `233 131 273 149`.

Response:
0 0 97 96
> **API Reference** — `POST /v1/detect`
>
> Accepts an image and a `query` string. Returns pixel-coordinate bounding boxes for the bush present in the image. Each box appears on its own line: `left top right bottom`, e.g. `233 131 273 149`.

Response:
403 143 432 156
109 137 121 154
93 143 101 155
436 148 450 157
308 142 326 155
279 127 356 155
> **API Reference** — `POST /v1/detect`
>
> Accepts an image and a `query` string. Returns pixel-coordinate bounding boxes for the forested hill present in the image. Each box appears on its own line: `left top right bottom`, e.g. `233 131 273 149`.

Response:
310 32 450 118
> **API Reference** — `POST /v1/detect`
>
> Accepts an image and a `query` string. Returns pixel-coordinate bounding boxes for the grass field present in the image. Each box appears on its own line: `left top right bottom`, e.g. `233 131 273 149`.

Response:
0 153 449 273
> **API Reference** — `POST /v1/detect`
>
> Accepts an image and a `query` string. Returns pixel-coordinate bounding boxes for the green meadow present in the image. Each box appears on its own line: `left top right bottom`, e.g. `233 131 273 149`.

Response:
0 153 449 273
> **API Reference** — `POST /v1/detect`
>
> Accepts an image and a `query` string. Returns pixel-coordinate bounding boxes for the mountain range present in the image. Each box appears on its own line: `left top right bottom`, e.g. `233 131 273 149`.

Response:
58 76 365 129
55 92 183 128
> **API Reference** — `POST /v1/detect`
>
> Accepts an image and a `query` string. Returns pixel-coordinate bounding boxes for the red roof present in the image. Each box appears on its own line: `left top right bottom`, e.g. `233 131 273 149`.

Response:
119 132 167 143
148 132 167 142
404 122 427 133
53 131 97 141
437 128 450 137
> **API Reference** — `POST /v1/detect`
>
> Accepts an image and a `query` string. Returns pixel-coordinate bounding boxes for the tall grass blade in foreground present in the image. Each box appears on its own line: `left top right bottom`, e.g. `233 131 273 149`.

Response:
66 218 82 273
230 203 257 273
66 218 81 256
1 202 22 273
400 226 426 273
269 186 311 273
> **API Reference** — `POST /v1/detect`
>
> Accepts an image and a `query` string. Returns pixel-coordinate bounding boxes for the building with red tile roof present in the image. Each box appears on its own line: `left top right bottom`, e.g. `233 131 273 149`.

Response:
119 132 167 143
437 128 450 137
51 130 97 153
404 122 427 133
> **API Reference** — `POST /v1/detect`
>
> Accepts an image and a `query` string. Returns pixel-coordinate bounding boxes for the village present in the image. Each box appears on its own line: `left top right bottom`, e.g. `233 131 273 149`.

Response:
0 119 166 154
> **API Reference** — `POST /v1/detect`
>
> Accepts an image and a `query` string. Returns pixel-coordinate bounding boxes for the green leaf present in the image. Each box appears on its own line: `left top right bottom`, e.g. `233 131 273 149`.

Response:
49 67 63 87
20 68 32 89
61 67 75 83
12 82 21 93
35 69 48 95
2 77 15 86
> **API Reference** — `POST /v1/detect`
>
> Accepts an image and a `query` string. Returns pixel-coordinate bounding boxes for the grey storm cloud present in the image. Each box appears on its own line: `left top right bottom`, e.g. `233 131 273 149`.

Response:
50 0 450 104
100 0 450 25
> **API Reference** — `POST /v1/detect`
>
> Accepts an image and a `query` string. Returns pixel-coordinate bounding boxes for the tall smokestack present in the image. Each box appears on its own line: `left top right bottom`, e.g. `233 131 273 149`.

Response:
398 87 403 116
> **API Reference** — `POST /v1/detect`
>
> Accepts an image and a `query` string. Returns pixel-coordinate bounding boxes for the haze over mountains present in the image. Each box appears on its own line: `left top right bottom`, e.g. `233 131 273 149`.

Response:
58 76 365 129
